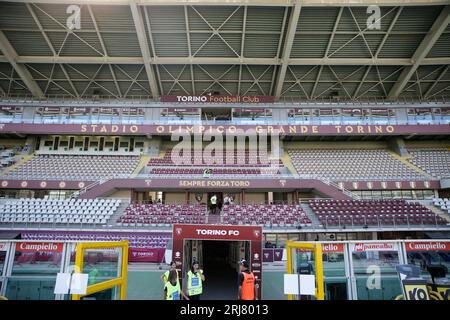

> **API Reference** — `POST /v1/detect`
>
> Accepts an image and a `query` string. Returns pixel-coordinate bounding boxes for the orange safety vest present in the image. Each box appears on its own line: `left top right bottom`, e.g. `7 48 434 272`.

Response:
241 272 255 300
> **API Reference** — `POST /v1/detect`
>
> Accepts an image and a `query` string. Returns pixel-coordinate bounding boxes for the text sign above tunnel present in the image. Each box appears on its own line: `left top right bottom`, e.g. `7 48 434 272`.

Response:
173 224 262 241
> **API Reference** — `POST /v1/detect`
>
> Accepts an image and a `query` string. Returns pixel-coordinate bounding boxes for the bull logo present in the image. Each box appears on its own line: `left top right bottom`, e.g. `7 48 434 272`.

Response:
253 229 260 238
279 180 286 187
175 228 182 235
254 253 259 260
145 180 152 186
175 251 181 258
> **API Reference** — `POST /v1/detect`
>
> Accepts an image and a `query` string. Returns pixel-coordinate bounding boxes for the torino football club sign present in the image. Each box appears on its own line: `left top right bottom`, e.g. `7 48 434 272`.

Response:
172 224 263 298
161 95 274 103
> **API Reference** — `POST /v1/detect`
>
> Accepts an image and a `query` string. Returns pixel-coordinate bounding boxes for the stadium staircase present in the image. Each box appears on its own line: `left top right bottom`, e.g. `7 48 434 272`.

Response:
107 200 130 226
300 203 322 227
207 212 220 225
0 154 33 174
132 155 151 175
281 151 299 175
425 205 450 223
387 150 435 180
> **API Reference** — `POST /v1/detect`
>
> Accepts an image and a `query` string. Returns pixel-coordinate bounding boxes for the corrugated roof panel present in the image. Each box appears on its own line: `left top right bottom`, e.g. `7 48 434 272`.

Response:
328 35 372 58
3 31 52 56
32 4 94 30
394 6 443 32
90 5 135 32
0 2 37 30
378 34 423 58
244 34 280 58
287 66 320 82
102 33 143 57
190 34 238 57
291 34 329 58
246 7 285 33
297 7 340 32
427 33 450 58
240 66 274 82
158 65 191 81
152 33 188 57
146 6 186 32
58 32 104 56
187 6 243 31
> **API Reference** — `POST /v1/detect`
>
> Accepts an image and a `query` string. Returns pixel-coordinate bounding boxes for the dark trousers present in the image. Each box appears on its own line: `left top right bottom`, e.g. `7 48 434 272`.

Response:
189 294 201 300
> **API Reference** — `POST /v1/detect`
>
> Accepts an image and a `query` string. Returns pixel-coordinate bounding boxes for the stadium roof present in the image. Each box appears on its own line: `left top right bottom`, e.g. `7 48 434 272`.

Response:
0 0 449 101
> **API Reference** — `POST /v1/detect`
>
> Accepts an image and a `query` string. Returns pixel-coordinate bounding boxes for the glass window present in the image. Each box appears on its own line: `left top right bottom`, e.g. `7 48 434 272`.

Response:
12 242 63 276
351 242 402 300
406 241 450 281
322 244 348 300
0 244 7 275
81 248 121 285
276 234 288 248
5 278 57 300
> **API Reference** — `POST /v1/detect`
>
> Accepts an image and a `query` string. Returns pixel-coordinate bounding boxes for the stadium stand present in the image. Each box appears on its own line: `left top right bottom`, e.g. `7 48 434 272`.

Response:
221 204 312 227
116 204 207 226
2 155 140 180
21 231 170 249
408 148 450 179
308 199 448 226
433 198 450 216
288 149 427 181
0 198 121 225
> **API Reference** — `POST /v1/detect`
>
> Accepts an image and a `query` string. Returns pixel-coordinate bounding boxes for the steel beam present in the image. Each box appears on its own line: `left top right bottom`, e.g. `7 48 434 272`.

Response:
130 1 159 99
388 5 450 100
274 4 301 99
0 31 44 97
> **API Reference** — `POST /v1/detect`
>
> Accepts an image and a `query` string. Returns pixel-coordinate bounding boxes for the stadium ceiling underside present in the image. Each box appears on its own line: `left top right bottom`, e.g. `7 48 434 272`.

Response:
0 1 449 101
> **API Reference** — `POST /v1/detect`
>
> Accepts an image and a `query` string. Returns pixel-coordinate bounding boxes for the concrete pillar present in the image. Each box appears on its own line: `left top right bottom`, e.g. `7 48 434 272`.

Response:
22 106 35 123
388 137 409 157
25 136 36 154
395 108 408 125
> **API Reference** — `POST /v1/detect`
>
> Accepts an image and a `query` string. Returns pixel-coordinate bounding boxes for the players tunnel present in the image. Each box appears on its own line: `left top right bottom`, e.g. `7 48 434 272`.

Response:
172 224 263 300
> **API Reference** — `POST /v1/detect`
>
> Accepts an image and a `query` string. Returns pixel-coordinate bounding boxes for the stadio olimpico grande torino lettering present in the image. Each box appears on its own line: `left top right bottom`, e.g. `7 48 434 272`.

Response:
79 124 398 135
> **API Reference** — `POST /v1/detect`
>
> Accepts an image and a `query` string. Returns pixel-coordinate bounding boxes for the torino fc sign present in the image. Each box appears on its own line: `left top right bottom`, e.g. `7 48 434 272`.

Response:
161 95 274 103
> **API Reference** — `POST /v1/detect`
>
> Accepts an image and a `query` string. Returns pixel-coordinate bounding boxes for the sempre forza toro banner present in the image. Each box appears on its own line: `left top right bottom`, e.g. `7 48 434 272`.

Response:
172 224 263 298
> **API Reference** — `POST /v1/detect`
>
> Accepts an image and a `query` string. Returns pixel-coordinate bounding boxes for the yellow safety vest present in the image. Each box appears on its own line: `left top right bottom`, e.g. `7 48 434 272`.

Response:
163 270 179 284
165 281 181 300
187 270 203 296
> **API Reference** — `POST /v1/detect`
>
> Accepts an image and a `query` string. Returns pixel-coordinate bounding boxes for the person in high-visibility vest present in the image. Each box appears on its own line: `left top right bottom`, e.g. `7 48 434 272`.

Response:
186 261 205 300
161 261 179 284
164 270 189 300
237 259 258 300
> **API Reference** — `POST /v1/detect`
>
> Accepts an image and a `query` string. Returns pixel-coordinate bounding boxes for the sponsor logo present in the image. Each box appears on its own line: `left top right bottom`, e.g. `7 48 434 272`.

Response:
254 253 259 260
131 251 155 257
353 243 396 252
253 229 261 238
1 181 8 187
175 228 182 236
195 229 240 236
0 243 7 251
406 242 449 252
322 243 343 253
252 263 261 268
16 242 62 252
